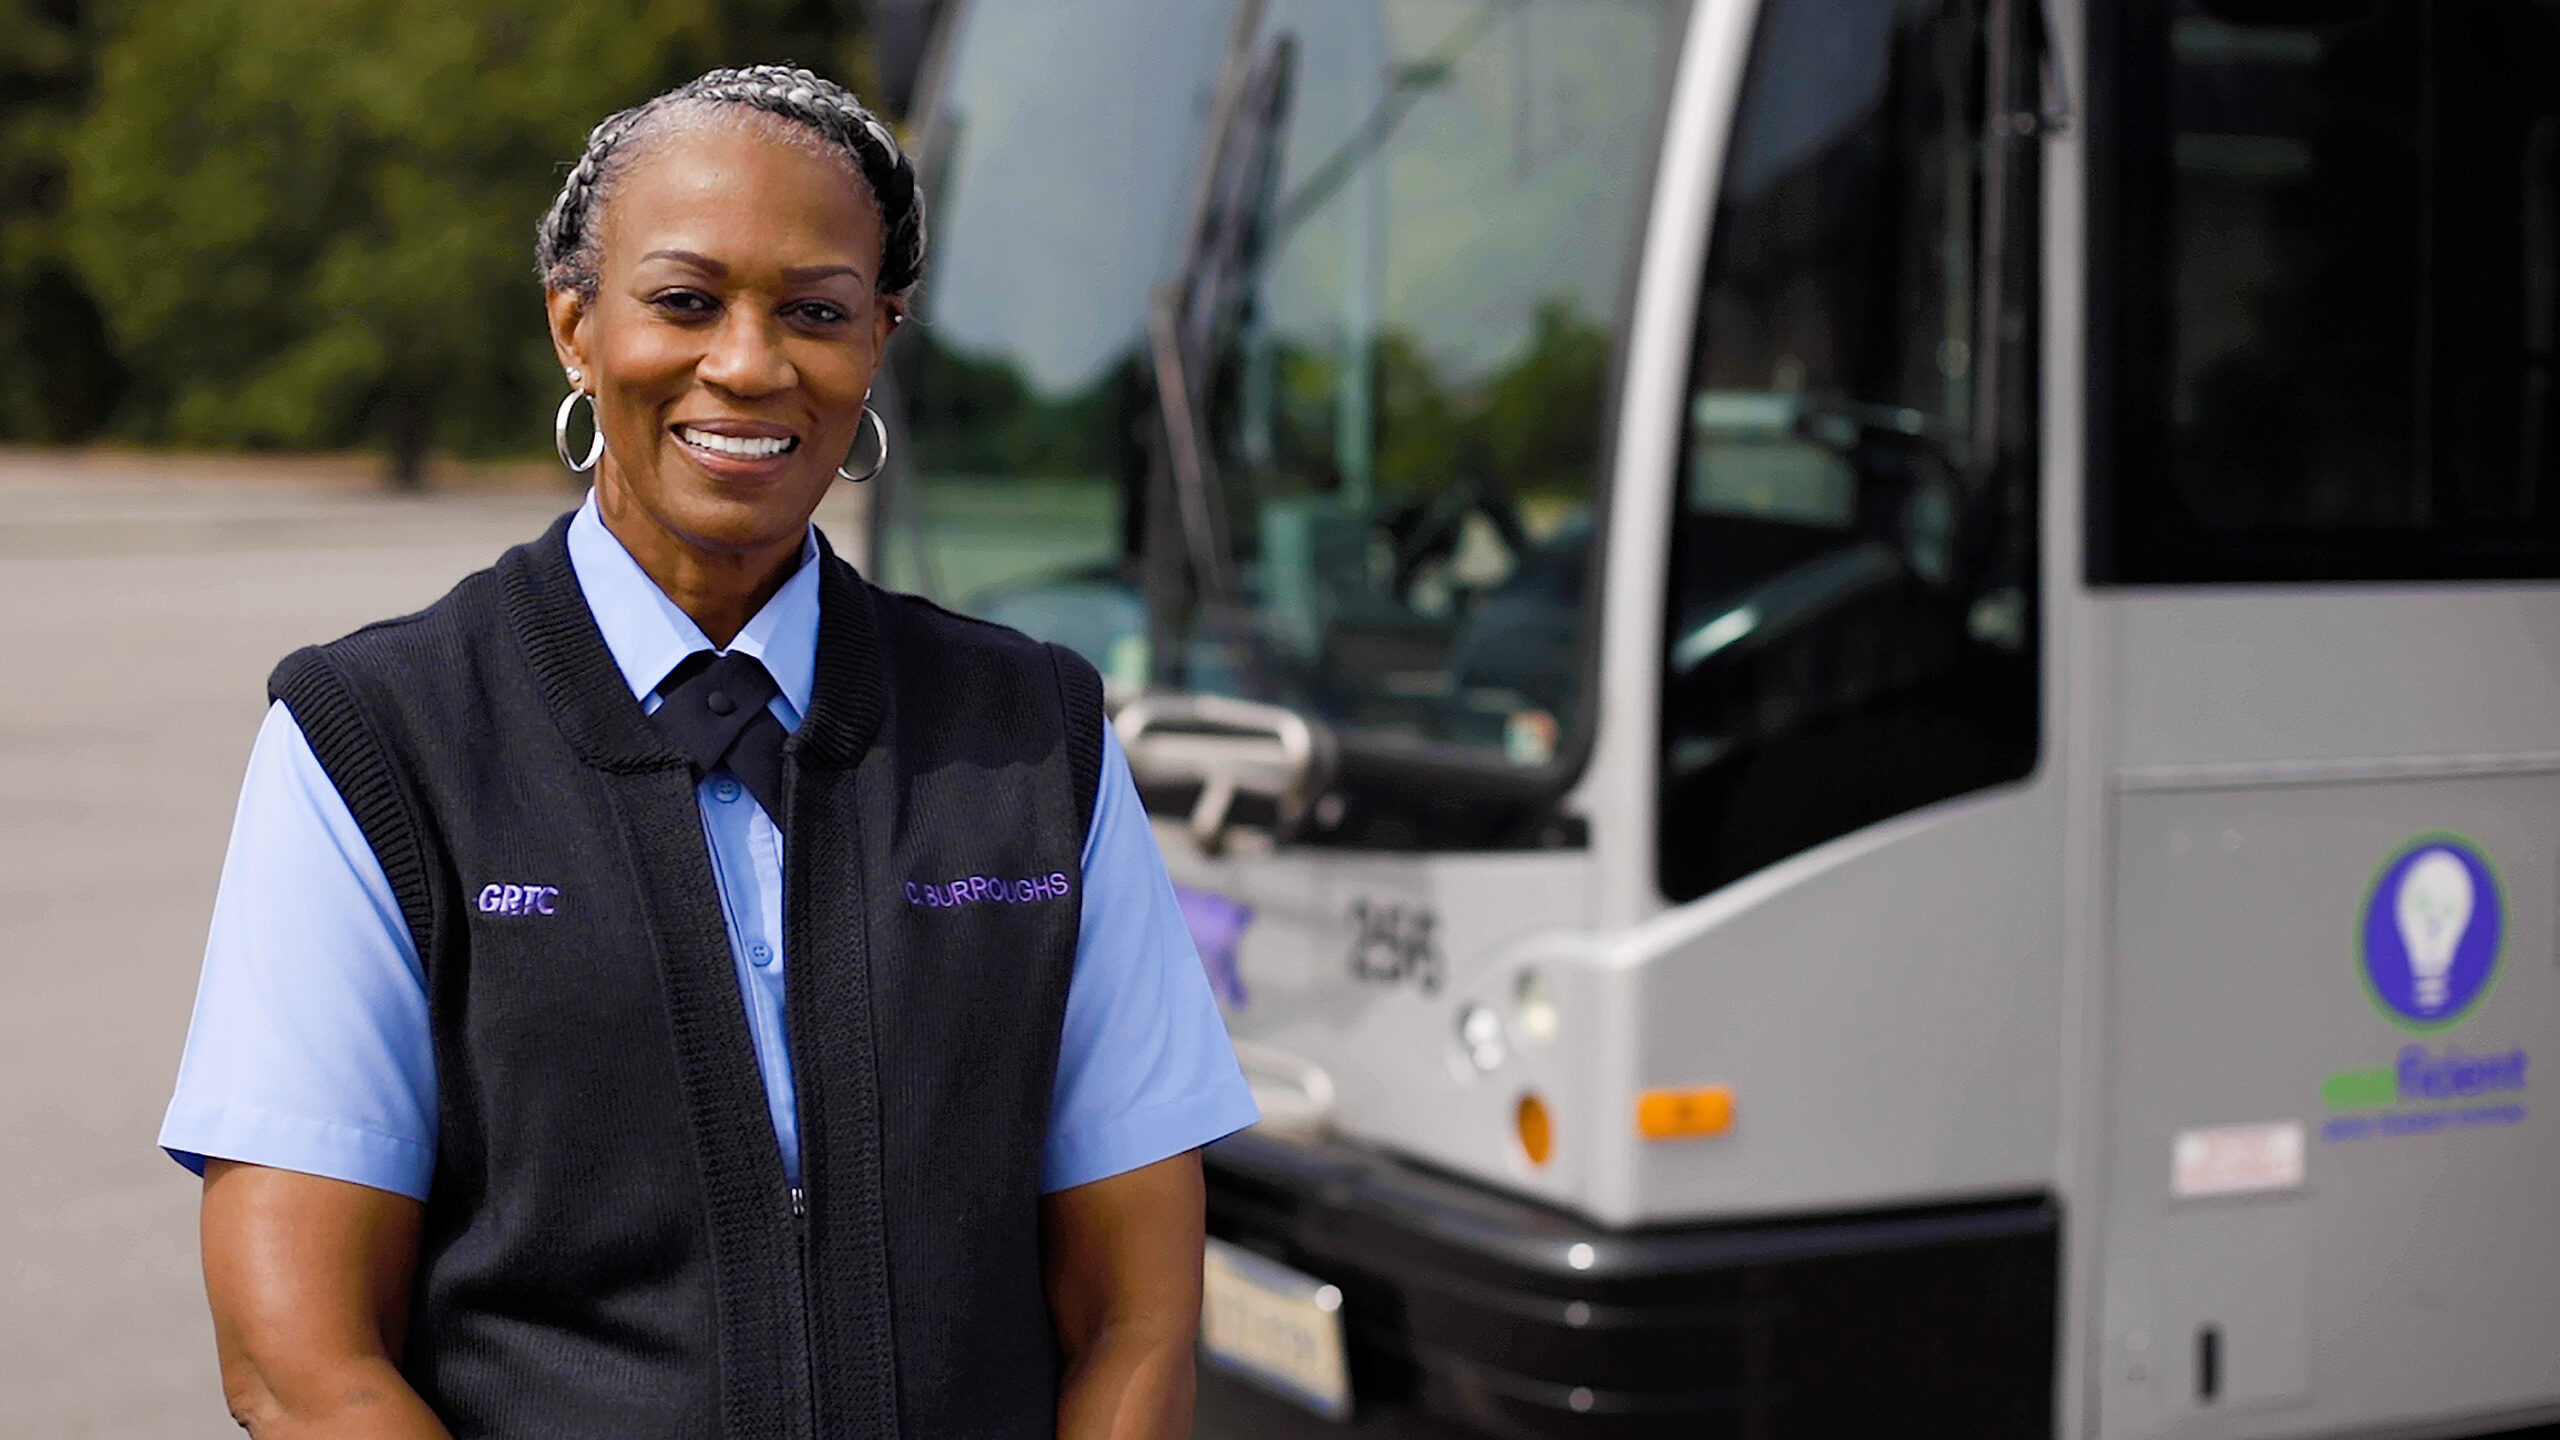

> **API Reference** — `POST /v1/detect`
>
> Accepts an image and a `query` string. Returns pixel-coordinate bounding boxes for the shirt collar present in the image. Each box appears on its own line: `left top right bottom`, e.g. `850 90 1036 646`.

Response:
564 491 821 728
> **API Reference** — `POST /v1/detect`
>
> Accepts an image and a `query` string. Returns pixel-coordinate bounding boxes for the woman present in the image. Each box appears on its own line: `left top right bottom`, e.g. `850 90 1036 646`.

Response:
159 67 1255 1439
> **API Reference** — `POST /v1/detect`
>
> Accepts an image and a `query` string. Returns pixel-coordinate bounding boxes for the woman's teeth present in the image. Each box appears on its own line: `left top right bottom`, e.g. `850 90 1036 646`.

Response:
677 426 796 459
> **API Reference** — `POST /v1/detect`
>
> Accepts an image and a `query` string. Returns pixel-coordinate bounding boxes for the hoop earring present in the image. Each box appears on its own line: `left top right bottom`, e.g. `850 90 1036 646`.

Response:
837 405 889 484
555 390 605 473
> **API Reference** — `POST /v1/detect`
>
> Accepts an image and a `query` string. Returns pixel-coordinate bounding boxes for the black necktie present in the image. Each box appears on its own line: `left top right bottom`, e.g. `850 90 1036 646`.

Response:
650 650 789 822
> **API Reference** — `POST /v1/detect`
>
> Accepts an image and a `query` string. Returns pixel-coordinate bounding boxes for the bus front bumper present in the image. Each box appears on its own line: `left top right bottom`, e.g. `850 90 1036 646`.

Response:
1202 1129 2059 1439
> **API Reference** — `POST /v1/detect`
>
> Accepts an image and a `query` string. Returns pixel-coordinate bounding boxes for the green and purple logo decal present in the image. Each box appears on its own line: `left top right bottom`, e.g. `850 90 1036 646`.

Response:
2325 832 2526 1143
2360 834 2503 1029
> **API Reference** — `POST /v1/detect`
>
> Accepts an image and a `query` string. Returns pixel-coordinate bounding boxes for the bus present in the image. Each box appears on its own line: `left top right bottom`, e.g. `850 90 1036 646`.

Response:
872 1 2560 1435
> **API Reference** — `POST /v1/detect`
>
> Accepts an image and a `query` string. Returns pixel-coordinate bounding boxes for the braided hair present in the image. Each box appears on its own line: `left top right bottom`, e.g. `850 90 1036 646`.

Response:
536 65 925 302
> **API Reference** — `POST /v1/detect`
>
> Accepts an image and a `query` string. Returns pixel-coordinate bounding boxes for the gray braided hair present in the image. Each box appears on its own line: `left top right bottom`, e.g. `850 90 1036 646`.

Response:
536 65 925 302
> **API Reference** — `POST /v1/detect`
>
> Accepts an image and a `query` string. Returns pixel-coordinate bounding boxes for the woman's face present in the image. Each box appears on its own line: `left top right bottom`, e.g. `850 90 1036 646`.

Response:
547 120 898 566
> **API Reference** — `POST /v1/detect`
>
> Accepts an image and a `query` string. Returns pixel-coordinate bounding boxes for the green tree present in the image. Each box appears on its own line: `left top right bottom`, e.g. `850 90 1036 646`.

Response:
63 0 875 485
0 0 126 440
1484 300 1610 498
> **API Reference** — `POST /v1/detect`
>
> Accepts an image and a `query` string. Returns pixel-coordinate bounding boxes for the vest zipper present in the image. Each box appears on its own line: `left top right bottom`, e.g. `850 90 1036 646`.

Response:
788 1185 817 1438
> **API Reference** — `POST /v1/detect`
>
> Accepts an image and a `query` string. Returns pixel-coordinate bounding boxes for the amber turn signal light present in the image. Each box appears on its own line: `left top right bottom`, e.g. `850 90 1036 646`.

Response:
1636 1085 1735 1141
1516 1092 1554 1166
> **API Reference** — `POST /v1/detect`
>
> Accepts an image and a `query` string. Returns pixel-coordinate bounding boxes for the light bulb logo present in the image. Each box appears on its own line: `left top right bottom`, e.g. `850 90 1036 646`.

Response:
2393 850 2472 1012
2362 835 2502 1029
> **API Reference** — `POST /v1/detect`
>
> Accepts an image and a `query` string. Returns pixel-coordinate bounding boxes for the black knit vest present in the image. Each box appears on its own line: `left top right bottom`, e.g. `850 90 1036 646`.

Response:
269 514 1105 1440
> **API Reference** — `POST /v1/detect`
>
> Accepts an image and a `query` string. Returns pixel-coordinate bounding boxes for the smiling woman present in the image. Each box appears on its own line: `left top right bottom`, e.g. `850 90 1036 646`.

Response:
160 64 1255 1440
537 75 914 642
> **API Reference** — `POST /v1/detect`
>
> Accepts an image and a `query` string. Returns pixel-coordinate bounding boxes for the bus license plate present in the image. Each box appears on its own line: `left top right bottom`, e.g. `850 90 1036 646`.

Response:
1200 1238 1352 1421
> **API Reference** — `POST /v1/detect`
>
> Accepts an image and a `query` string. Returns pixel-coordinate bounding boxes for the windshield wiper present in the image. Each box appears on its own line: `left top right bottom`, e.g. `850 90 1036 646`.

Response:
1152 0 1509 612
1149 0 1275 610
1260 0 1511 244
1146 293 1237 606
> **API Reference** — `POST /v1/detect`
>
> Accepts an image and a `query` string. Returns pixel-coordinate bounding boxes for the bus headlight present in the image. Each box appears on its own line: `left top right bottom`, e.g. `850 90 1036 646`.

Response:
1513 968 1559 1044
1458 1003 1507 1072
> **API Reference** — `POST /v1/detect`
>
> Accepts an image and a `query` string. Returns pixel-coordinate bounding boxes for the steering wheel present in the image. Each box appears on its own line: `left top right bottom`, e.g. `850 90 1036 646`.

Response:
1384 477 1529 604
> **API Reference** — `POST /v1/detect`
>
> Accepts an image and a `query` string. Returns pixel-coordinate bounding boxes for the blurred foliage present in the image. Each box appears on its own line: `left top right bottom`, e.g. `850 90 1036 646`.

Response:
1263 301 1614 503
902 300 1613 506
5 0 881 482
1 0 126 441
904 340 1124 479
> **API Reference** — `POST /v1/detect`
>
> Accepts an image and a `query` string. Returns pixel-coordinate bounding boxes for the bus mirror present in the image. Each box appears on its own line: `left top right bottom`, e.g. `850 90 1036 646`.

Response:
1232 1039 1338 1140
1115 694 1335 855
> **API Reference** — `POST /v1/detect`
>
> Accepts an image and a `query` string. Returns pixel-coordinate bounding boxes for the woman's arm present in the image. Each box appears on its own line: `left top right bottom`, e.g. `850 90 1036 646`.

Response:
201 1160 450 1439
1042 1150 1209 1440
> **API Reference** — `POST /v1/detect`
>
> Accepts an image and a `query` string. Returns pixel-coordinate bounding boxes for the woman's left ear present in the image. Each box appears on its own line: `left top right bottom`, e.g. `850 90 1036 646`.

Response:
545 288 593 386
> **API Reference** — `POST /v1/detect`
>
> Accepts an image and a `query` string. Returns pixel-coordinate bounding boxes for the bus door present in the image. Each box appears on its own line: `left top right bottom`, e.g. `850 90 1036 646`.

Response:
1605 0 2058 1224
2085 3 2560 1434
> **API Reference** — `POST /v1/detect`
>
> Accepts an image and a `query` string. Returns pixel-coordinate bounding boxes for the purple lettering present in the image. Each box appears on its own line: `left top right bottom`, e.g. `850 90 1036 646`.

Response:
904 869 1081 905
477 881 561 916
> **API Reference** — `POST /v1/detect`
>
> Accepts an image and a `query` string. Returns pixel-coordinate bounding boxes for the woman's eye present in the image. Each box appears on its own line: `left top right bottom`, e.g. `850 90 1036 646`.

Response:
790 301 851 326
649 290 716 316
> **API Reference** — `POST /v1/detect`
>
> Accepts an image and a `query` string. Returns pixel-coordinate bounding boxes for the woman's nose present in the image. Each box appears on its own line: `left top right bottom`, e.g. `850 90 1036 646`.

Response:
697 308 795 396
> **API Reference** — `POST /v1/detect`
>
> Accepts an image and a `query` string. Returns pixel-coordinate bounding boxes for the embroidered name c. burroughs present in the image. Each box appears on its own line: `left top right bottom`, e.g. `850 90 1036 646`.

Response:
906 873 1073 908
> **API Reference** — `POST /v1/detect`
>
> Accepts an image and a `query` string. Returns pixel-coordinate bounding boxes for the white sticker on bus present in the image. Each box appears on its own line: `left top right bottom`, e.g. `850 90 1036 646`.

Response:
2172 1121 2307 1199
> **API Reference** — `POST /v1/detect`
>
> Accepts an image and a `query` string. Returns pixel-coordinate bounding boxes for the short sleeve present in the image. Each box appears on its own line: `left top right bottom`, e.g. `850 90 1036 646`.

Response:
158 702 439 1200
1042 726 1260 1192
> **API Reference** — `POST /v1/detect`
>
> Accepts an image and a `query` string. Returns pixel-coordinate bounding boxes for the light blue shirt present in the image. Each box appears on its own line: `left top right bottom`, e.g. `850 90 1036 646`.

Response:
161 495 1255 1198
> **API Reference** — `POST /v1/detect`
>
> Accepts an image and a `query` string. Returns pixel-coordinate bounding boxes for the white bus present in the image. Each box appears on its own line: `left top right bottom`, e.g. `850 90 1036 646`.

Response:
875 1 2560 1435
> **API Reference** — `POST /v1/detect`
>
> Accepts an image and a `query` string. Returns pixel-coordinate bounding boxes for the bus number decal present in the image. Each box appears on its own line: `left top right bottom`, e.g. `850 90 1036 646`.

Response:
1348 900 1442 994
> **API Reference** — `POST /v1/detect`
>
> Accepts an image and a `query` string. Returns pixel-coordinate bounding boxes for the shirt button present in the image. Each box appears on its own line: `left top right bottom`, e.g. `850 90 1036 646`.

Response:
713 777 743 803
748 941 774 968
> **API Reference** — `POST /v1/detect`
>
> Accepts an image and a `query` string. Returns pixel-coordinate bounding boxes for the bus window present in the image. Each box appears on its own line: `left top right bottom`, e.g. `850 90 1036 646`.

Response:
1177 0 1678 784
882 0 1232 685
2092 0 2560 583
1658 0 2042 903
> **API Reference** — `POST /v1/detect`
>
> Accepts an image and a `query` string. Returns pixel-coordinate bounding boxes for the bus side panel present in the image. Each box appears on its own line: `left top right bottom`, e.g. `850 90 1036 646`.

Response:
2114 589 2560 775
2100 777 2560 1439
1612 773 2065 1223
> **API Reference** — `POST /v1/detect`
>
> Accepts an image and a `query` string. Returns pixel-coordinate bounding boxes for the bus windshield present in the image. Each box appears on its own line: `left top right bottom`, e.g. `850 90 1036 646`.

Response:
886 0 1682 783
881 0 1231 633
